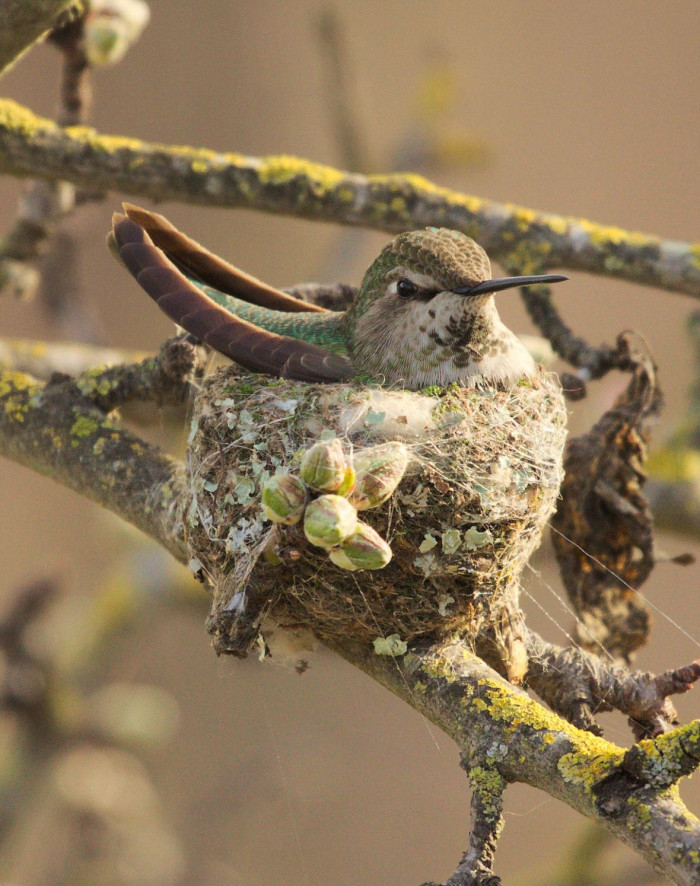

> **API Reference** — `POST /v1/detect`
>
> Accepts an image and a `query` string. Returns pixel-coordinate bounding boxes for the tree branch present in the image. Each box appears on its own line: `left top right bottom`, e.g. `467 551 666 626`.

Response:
525 630 700 740
0 99 697 298
0 367 188 560
328 636 700 886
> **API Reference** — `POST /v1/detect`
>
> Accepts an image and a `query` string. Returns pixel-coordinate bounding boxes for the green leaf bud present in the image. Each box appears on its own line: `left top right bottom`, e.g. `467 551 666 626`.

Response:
299 438 348 492
261 474 308 524
329 522 393 571
303 494 357 548
348 442 409 510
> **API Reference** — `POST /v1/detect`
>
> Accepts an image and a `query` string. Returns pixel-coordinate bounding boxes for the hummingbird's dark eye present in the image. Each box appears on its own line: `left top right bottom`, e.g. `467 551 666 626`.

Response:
397 278 418 299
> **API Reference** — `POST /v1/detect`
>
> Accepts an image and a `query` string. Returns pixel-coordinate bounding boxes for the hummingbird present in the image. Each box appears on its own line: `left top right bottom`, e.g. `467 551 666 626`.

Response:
110 205 567 389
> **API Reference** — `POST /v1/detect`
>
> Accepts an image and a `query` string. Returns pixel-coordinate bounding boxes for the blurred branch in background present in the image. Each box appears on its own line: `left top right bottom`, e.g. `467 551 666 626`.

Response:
0 337 149 378
315 9 490 177
315 8 369 174
0 4 87 303
535 822 660 886
313 8 491 286
1 1 149 343
0 557 197 884
643 311 700 539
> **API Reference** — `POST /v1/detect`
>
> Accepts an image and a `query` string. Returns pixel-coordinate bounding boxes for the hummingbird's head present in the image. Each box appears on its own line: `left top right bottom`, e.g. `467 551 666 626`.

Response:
343 227 566 390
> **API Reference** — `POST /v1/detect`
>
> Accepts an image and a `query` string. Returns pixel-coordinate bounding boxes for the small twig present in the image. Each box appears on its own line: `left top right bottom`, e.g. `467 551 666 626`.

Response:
442 758 505 886
524 629 700 739
74 334 206 411
519 286 629 398
47 13 91 127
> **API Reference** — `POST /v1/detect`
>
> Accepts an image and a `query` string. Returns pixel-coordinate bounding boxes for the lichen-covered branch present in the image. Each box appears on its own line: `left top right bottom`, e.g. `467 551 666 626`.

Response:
518 287 627 396
0 367 188 559
328 636 700 886
73 334 206 412
0 99 698 298
447 756 506 886
0 0 82 77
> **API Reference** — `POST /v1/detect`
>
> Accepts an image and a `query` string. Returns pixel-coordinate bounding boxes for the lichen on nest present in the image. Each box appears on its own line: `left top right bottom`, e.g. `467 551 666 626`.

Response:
185 367 567 673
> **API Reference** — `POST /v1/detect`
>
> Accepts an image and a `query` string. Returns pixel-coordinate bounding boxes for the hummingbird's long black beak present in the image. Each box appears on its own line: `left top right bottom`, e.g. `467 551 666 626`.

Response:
454 274 568 297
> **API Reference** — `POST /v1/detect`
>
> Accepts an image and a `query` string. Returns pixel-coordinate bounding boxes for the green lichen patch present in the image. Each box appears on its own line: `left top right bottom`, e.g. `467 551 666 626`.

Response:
0 370 41 422
258 154 347 191
70 416 99 439
0 99 51 137
558 738 624 789
75 365 117 399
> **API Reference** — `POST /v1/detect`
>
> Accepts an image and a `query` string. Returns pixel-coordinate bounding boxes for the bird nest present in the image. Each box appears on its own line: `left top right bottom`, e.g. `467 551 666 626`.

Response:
185 368 567 671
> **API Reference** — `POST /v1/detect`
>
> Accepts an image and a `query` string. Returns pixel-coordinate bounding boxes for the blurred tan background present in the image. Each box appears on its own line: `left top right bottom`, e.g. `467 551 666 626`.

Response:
1 1 698 883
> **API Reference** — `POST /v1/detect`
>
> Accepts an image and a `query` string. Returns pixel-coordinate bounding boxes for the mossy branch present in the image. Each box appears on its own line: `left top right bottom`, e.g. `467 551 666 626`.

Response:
0 366 188 560
0 98 698 298
330 636 700 886
0 0 82 78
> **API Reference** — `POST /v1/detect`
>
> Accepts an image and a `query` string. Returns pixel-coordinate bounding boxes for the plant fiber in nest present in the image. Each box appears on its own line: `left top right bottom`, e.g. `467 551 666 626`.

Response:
185 368 567 659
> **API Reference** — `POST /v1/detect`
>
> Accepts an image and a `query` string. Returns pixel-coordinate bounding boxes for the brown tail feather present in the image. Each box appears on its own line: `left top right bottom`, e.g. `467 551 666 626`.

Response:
111 213 353 384
121 203 325 314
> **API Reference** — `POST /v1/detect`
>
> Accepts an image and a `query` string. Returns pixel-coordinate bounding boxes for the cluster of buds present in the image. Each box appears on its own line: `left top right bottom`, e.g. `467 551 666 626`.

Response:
261 438 409 572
